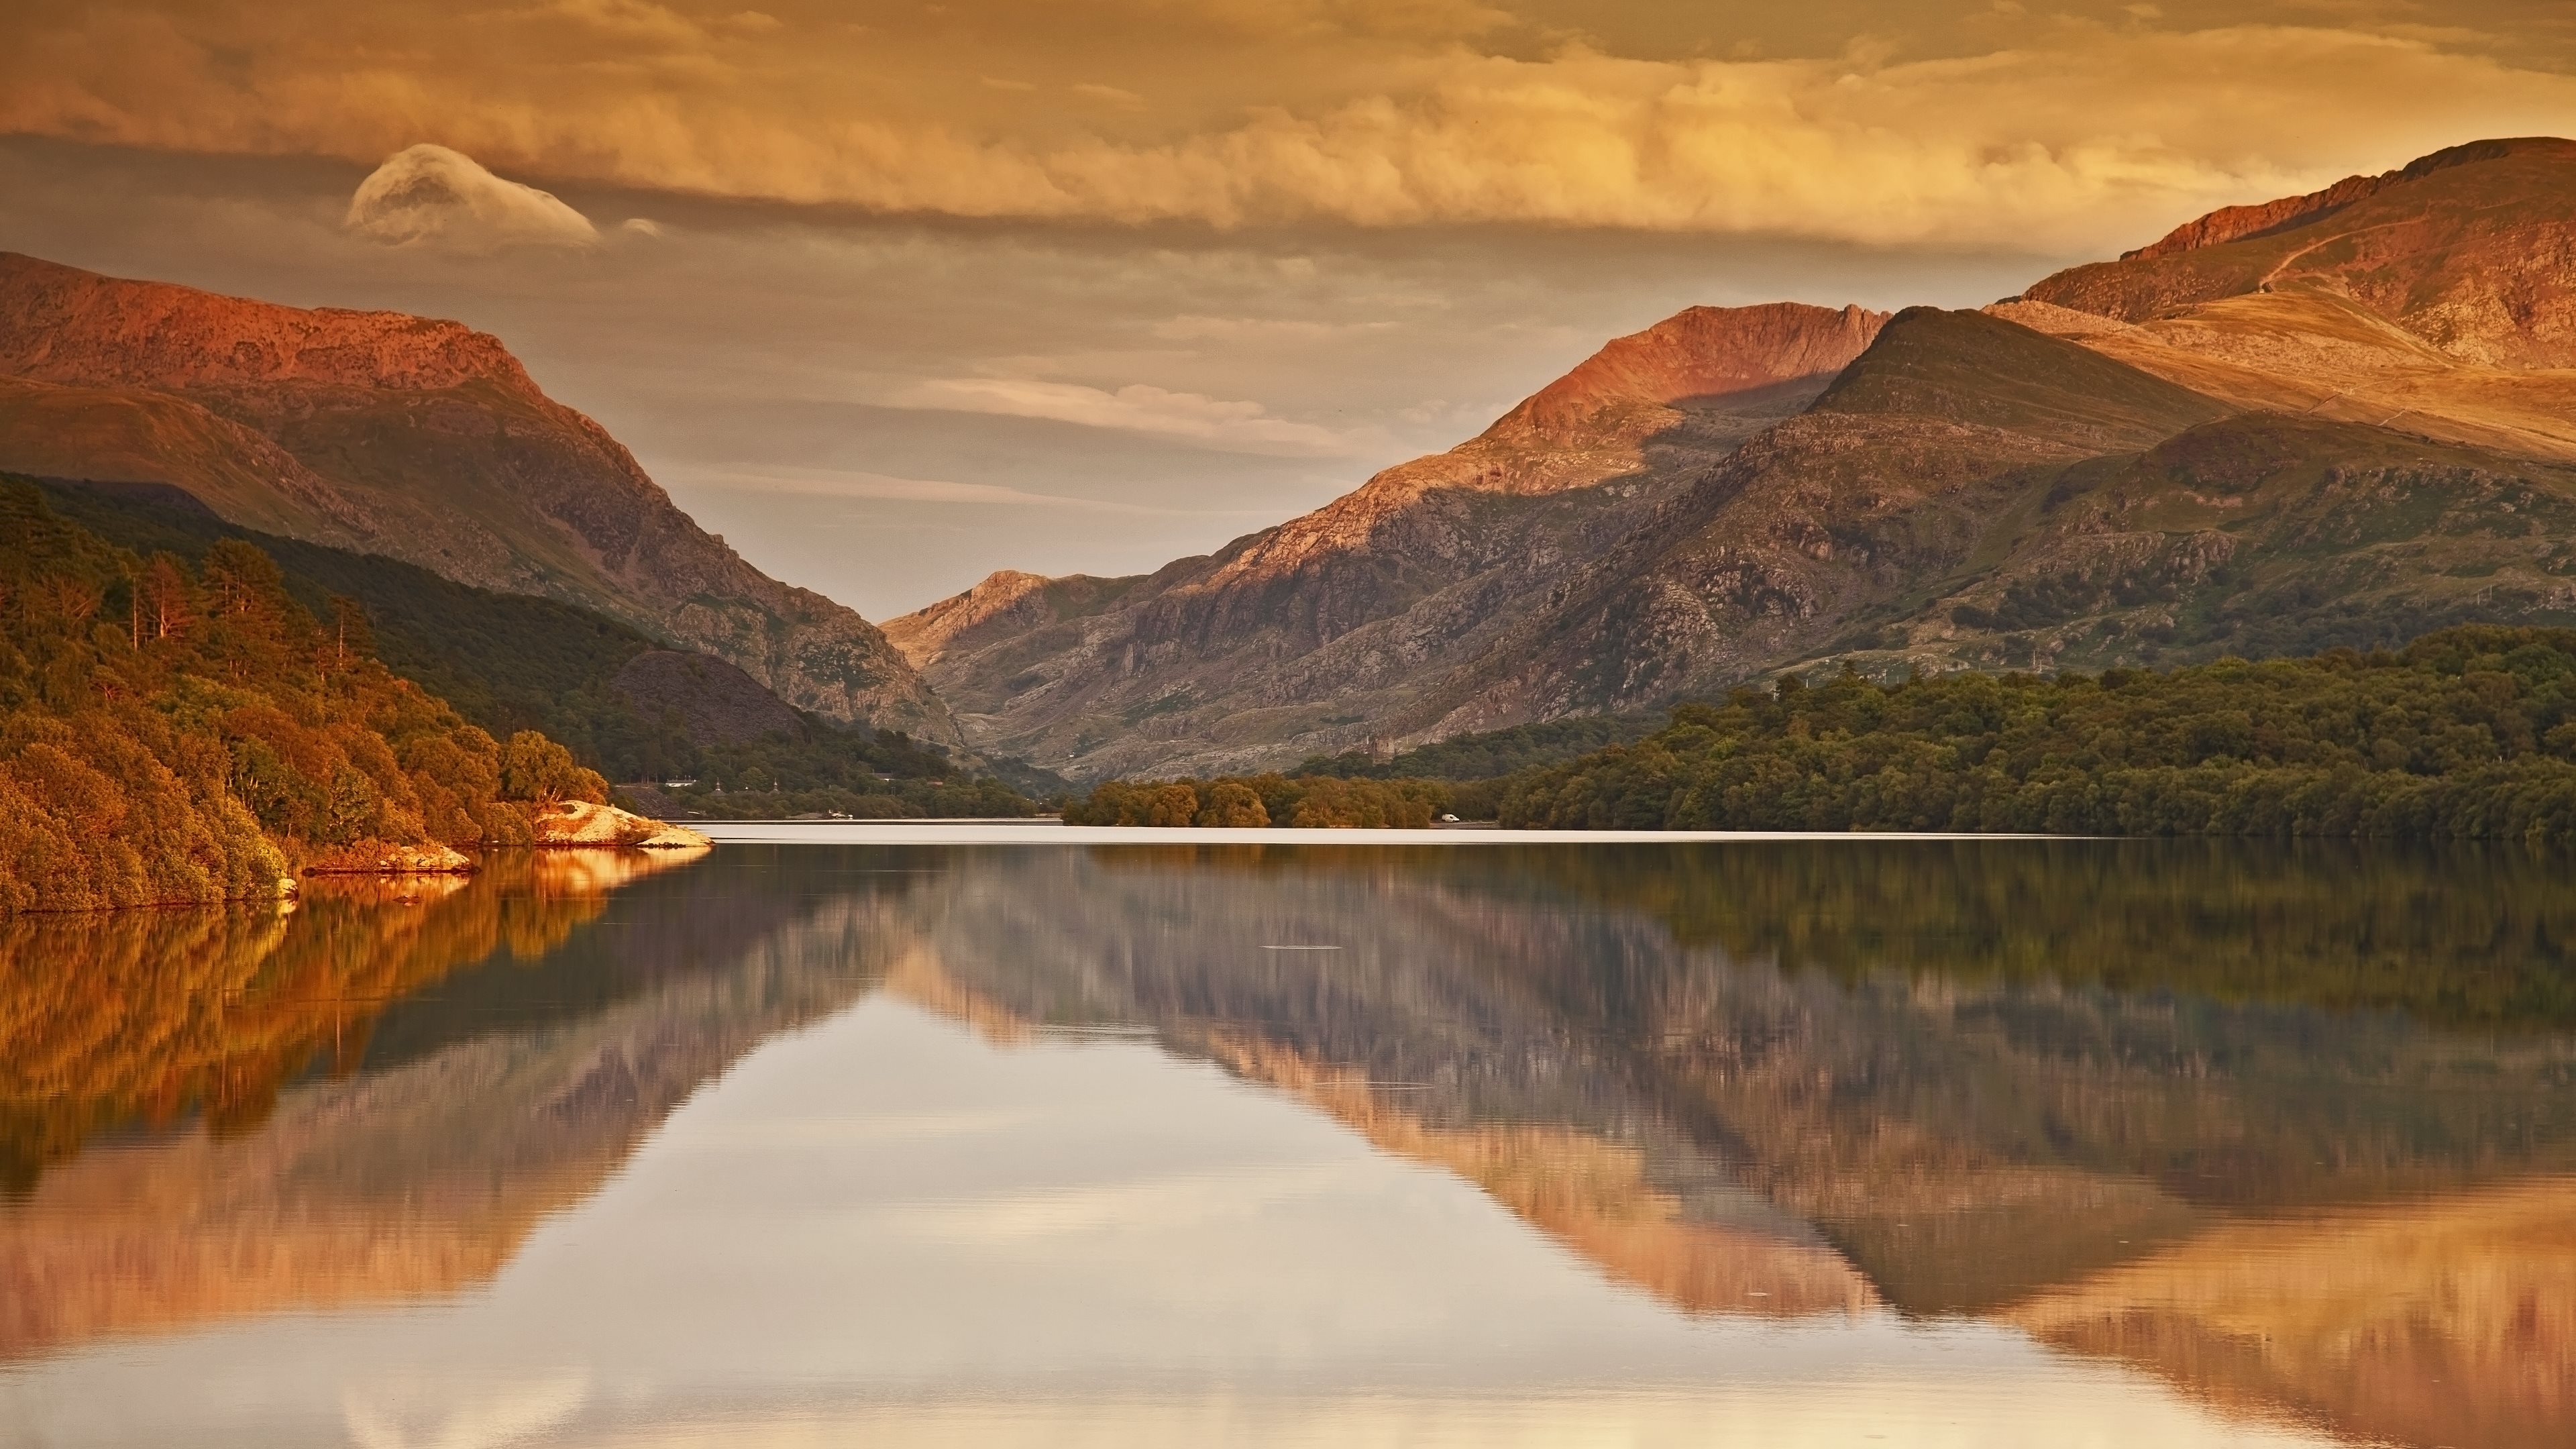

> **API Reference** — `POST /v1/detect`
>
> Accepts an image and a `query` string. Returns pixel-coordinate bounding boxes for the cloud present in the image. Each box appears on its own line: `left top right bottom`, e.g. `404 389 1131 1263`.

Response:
11 7 2576 250
344 144 598 251
696 466 1263 517
885 378 1360 455
1148 315 1393 343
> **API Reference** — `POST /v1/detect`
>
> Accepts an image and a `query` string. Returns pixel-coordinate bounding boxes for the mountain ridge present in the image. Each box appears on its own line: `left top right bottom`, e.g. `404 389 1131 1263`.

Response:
894 301 1892 777
0 254 959 744
903 136 2576 779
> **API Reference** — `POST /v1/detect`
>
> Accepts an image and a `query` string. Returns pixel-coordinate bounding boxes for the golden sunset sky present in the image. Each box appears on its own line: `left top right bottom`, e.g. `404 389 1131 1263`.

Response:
8 1 2576 613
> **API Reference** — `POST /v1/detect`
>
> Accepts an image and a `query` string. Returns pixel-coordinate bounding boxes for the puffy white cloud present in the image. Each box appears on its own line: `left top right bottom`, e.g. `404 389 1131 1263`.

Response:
344 144 598 252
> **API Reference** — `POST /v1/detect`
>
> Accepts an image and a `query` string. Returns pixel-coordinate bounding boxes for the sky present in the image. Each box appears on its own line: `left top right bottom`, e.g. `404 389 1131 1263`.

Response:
7 2 2576 619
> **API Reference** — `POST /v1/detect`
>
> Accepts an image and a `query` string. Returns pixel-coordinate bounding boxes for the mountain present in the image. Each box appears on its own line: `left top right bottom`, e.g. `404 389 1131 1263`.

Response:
891 302 1888 777
2022 138 2576 369
0 254 957 743
886 844 2576 1445
21 478 994 814
906 138 2576 779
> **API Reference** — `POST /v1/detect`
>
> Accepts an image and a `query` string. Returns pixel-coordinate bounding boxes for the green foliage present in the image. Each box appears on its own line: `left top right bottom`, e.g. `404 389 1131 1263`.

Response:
1499 627 2576 841
0 482 610 912
644 727 1042 818
1065 773 1448 828
31 478 1042 818
1294 714 1658 781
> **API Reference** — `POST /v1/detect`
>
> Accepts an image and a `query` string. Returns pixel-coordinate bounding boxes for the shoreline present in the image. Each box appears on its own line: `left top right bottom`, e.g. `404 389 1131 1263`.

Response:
689 820 2079 845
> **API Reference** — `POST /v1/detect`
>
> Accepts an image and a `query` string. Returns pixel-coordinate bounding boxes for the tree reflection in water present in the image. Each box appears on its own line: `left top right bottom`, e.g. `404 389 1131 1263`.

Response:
1 837 2569 1447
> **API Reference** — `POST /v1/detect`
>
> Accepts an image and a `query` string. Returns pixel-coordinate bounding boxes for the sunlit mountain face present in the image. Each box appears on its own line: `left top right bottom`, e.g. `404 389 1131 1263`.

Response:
8 4 2576 619
3 841 2567 1447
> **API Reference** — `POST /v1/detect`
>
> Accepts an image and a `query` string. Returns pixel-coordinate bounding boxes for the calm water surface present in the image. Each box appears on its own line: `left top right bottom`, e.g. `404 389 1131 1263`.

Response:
2 835 2571 1448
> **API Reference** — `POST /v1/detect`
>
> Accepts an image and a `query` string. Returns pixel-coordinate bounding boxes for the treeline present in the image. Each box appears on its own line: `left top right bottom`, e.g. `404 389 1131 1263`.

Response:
0 482 612 912
1063 773 1452 828
32 479 1044 817
649 775 1038 821
1293 714 1656 781
1501 627 2576 841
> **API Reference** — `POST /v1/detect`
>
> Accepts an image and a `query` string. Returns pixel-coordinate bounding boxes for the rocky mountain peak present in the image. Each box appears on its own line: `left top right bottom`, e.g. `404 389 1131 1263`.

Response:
2118 139 2569 262
1492 302 1890 442
2024 136 2576 368
880 569 1060 668
0 252 537 397
0 251 958 743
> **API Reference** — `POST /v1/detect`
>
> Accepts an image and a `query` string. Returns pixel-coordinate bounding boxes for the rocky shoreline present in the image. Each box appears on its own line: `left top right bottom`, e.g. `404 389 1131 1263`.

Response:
299 802 713 882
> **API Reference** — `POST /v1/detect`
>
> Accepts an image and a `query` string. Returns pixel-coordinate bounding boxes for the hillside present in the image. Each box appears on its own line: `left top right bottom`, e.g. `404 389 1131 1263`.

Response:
914 137 2576 778
2023 138 2576 368
0 254 957 743
24 477 1035 818
892 302 1889 778
0 480 638 911
1498 625 2576 841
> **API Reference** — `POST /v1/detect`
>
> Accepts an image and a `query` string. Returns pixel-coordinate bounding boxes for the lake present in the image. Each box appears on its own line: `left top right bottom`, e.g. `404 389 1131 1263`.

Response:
2 833 2571 1448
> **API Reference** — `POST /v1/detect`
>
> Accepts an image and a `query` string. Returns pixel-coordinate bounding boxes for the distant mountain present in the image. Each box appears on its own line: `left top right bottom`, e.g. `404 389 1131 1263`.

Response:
892 302 1888 778
2023 138 2576 369
903 138 2576 779
0 254 956 743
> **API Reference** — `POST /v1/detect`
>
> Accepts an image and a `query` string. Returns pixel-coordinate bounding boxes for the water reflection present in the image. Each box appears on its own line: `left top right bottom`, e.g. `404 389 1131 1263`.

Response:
1 838 2569 1448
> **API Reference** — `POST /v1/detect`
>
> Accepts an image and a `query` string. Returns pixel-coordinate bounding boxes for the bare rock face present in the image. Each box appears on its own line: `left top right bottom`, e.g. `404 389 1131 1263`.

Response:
891 301 1889 779
881 570 1067 669
0 254 957 744
2024 138 2576 369
1493 302 1889 441
532 800 714 849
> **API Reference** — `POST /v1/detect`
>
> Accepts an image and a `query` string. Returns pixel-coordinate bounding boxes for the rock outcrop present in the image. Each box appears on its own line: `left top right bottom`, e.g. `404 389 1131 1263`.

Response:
531 800 714 850
0 254 958 743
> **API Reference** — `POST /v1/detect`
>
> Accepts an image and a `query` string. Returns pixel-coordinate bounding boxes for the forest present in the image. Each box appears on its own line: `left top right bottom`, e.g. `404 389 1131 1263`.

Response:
32 479 1049 819
1073 627 2576 843
1501 627 2576 841
0 482 613 912
1063 773 1452 827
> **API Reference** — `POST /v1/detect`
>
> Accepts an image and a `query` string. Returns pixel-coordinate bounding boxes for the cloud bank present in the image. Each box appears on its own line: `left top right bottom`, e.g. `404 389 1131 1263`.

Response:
9 3 2576 250
344 144 598 250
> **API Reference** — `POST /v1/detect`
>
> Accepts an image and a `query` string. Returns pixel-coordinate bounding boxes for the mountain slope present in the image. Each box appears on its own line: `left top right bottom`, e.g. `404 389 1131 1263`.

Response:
0 254 956 743
1397 309 2238 729
915 136 2576 778
892 302 1888 777
2022 137 2576 368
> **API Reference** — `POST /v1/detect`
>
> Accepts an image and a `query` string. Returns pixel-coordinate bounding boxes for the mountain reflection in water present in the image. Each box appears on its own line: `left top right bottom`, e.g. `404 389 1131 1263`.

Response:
1 838 2569 1448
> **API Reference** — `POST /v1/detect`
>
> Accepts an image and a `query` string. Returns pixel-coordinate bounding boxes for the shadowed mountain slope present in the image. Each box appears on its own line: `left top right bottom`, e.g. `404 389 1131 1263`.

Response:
0 254 955 743
21 476 974 796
